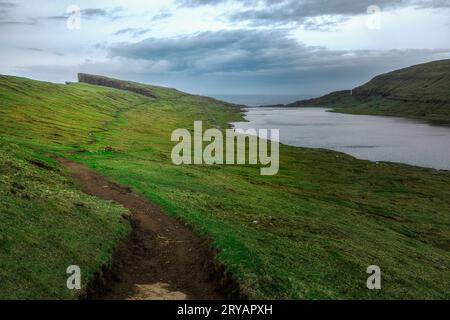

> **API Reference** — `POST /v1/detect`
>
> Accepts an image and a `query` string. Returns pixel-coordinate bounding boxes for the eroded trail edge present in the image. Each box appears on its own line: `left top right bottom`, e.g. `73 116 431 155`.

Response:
57 158 235 300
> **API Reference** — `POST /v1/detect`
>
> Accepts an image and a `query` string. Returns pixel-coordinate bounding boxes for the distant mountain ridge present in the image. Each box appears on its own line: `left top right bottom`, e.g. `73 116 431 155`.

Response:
285 59 450 124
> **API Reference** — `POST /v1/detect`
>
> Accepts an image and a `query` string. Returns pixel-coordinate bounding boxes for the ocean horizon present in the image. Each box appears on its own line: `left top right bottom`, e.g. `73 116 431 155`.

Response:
210 94 317 106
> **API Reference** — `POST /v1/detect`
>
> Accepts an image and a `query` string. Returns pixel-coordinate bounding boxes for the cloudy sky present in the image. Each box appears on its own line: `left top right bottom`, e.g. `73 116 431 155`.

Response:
1 0 449 95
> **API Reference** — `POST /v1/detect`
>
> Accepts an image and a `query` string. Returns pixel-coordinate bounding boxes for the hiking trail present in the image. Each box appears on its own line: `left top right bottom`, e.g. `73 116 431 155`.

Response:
57 158 226 300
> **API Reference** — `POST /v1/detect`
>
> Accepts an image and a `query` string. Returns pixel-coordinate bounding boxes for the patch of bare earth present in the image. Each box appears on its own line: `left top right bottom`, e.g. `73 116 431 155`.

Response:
57 158 235 300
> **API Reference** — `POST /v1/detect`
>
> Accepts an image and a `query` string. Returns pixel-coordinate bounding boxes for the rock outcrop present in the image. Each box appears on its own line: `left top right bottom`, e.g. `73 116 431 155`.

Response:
78 73 156 98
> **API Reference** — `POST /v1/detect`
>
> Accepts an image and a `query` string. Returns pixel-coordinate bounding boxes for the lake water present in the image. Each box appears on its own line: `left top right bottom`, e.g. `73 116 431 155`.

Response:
232 107 450 170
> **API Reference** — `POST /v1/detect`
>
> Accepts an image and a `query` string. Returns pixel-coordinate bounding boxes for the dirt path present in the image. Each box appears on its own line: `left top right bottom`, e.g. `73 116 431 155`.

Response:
57 158 228 300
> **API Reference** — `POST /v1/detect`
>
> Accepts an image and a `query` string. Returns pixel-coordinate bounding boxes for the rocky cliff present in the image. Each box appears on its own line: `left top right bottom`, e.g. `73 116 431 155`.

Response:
78 73 156 98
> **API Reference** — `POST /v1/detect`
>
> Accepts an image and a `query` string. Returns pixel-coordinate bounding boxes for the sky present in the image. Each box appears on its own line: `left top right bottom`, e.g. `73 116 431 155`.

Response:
0 0 449 95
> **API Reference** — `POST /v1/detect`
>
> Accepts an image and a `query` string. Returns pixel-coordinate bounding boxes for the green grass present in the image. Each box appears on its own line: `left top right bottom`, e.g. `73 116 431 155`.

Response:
0 139 130 299
1 74 450 299
333 98 450 125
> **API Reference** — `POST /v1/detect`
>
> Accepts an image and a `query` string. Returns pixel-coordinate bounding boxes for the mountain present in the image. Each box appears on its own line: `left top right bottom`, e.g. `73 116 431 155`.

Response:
287 59 450 124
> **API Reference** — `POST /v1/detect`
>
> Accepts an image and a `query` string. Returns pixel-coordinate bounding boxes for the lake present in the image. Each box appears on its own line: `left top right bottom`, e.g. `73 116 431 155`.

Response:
231 107 450 170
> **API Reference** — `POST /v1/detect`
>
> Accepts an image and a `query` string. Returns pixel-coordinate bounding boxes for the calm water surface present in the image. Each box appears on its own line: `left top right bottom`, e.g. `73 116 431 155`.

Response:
232 107 450 170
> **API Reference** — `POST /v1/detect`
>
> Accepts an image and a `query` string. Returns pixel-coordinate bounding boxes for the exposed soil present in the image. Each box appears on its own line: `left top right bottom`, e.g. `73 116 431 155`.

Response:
57 158 236 300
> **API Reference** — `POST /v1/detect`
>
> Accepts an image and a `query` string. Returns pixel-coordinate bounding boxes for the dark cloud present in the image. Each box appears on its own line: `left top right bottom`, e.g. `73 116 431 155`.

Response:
0 20 35 25
43 15 66 21
176 0 232 7
178 0 450 26
0 1 16 9
81 7 124 20
152 10 172 21
414 0 450 9
114 27 151 37
0 3 124 26
105 29 450 94
301 16 350 31
43 7 124 22
0 1 30 25
24 47 64 56
228 0 398 25
1 5 125 27
26 47 44 52
109 29 310 73
82 8 109 17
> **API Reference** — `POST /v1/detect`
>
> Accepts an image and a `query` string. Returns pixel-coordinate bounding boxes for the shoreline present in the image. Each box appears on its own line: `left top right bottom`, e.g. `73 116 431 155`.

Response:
232 107 450 171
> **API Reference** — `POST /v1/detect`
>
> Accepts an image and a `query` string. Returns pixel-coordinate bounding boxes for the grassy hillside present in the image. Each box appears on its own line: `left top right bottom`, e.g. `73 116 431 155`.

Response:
288 59 450 124
0 139 130 299
352 59 450 103
287 90 353 108
0 75 147 299
1 74 450 299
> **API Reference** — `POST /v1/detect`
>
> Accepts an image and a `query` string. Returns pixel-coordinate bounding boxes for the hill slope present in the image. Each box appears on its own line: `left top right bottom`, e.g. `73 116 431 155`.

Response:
1 74 450 299
0 139 130 299
288 59 450 124
352 59 450 103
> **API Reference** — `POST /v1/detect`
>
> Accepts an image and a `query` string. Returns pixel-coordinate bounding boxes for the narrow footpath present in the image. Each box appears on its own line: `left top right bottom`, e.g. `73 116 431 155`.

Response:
58 158 227 300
